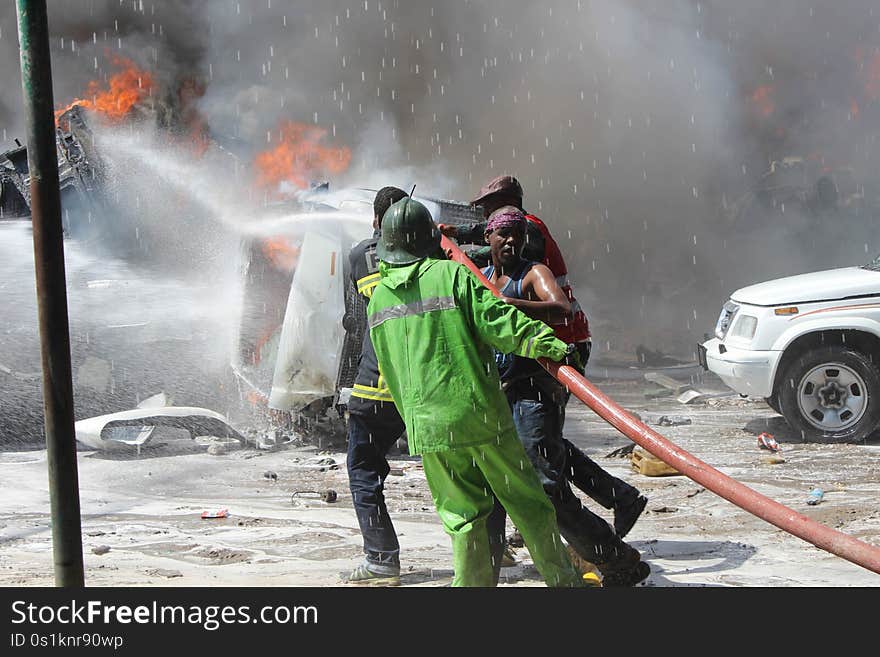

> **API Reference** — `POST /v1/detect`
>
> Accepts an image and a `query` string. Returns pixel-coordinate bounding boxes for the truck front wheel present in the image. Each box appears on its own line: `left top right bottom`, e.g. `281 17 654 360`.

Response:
778 346 880 443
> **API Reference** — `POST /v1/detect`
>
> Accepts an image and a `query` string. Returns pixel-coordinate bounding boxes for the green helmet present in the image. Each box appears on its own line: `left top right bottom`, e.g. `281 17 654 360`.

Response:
376 197 440 264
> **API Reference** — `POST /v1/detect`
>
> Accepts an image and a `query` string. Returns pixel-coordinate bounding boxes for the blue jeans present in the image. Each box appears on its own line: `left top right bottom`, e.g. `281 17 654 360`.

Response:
346 405 405 573
505 379 615 560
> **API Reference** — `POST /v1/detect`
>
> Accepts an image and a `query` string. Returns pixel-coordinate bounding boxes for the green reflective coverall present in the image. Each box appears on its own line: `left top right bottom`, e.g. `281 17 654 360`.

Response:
367 257 582 587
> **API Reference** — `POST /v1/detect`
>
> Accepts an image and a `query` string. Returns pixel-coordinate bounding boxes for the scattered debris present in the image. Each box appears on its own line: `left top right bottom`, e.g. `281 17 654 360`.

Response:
315 457 339 471
651 506 678 513
194 547 249 563
676 389 708 405
686 488 706 498
757 432 781 452
644 372 691 394
806 488 824 506
201 509 230 519
762 455 786 465
237 518 265 527
85 530 106 537
605 443 636 459
145 568 183 579
507 530 525 548
644 387 676 399
74 405 247 452
706 395 763 408
291 489 338 503
388 468 405 476
137 392 171 409
645 414 692 427
642 372 710 404
636 345 686 367
91 545 111 555
263 471 278 481
631 448 682 477
206 443 227 456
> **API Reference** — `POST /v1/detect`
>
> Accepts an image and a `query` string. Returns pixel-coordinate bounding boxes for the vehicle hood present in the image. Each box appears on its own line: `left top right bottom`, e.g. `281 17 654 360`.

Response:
731 266 880 306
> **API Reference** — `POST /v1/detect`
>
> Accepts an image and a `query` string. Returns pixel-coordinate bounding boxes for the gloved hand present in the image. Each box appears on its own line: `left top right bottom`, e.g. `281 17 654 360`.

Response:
544 338 570 362
559 343 587 370
562 343 579 367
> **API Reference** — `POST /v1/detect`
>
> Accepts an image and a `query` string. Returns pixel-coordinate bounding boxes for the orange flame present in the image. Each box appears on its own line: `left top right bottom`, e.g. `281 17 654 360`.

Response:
750 85 775 118
865 50 880 100
246 389 268 407
852 46 880 102
261 236 300 272
254 120 351 192
55 54 154 122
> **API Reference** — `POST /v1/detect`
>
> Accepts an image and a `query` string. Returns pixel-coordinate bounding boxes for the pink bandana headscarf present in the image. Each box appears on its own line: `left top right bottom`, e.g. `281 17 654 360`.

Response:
486 206 526 233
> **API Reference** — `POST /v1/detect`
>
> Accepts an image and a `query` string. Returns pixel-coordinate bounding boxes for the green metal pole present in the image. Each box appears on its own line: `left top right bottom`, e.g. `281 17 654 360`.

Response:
15 0 84 587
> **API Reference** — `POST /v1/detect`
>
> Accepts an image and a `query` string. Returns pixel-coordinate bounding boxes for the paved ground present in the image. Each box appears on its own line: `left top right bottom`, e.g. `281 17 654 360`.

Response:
1 368 878 587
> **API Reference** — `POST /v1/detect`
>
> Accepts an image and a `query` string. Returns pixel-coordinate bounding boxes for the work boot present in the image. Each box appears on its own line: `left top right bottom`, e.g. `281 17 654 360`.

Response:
614 494 648 539
501 545 518 567
590 538 651 587
344 560 401 587
587 537 639 573
506 530 525 548
600 560 651 587
565 545 603 587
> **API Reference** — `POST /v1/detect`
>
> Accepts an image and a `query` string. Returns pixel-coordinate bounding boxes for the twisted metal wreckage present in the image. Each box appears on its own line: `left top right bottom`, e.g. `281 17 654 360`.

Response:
0 105 103 226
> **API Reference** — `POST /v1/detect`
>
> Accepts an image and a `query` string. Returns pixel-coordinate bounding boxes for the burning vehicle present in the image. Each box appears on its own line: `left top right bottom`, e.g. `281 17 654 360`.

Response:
0 107 477 451
229 188 372 446
724 156 872 234
0 105 106 230
0 43 488 451
229 190 483 447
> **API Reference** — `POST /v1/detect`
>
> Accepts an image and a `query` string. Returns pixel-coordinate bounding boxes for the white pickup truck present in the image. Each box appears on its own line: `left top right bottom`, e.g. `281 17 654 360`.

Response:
700 254 880 443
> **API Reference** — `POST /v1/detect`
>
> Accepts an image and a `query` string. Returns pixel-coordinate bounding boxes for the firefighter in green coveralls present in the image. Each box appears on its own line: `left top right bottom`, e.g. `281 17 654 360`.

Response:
367 196 583 587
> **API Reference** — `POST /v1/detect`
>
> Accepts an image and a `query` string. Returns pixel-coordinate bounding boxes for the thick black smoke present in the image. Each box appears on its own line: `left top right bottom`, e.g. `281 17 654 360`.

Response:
2 0 880 360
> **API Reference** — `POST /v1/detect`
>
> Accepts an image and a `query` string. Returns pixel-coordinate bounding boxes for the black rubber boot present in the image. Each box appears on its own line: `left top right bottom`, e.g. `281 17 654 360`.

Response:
587 536 650 587
614 495 648 539
601 560 651 587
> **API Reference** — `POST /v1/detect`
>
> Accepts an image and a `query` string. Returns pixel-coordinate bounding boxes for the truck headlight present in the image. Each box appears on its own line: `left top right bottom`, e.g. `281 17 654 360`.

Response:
714 301 739 339
730 314 758 340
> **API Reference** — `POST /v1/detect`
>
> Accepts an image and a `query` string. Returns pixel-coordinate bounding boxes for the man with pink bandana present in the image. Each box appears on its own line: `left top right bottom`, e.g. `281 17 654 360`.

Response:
480 204 650 587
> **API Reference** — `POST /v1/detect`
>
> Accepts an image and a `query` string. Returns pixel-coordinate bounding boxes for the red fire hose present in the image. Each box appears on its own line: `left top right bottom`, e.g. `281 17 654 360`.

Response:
441 235 880 576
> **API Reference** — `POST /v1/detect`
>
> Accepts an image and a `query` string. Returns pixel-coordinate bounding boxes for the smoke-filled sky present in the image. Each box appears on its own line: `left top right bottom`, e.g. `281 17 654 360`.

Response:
2 0 880 358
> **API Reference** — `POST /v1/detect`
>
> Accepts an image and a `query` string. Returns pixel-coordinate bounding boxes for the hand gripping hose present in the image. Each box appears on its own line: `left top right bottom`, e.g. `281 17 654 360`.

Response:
441 235 880 575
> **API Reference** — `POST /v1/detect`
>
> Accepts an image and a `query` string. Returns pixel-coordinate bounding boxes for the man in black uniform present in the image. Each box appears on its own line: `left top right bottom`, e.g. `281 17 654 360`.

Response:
343 186 409 585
